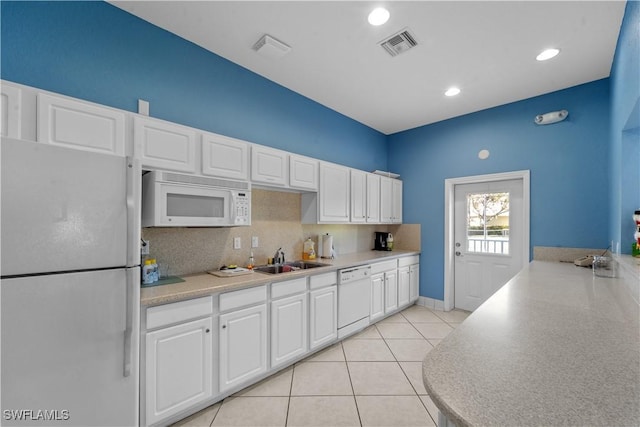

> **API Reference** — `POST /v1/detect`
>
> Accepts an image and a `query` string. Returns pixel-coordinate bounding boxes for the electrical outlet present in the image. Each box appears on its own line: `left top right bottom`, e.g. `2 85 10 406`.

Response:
252 236 259 248
141 239 149 255
234 237 241 250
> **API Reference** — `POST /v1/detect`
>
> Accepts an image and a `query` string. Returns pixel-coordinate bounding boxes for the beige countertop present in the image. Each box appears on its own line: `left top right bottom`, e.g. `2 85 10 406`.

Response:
141 250 419 306
422 260 640 426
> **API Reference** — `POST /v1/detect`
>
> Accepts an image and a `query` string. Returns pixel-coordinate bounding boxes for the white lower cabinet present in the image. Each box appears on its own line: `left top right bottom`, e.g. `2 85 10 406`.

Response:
309 285 338 349
398 266 411 308
145 317 213 425
271 292 308 368
410 264 420 303
384 269 398 313
370 273 385 322
219 303 268 393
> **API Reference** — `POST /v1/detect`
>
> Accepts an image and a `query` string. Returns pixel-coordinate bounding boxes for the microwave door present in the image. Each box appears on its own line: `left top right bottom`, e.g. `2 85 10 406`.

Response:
160 184 231 226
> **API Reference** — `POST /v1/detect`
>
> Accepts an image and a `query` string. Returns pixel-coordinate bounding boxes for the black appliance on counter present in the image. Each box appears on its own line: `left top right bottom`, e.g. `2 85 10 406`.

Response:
374 232 393 251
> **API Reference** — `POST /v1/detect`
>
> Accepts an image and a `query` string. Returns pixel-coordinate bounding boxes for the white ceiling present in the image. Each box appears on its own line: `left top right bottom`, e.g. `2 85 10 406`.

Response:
110 1 625 135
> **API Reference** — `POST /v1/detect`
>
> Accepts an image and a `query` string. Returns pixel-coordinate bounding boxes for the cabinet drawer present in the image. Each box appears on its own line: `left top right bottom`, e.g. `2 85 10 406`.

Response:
398 255 419 267
370 260 398 275
309 272 337 290
220 285 267 312
271 277 307 299
147 296 213 330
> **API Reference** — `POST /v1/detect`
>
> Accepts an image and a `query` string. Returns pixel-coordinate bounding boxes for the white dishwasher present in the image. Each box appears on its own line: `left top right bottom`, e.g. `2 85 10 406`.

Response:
337 265 371 338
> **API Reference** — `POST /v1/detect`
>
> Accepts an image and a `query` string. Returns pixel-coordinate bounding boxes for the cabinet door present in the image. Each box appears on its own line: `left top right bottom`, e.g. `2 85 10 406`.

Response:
290 155 318 190
202 132 249 180
37 93 125 156
384 270 398 314
380 177 393 223
309 285 337 350
271 293 308 368
398 267 411 308
1 83 21 139
145 317 213 425
370 274 385 322
392 179 403 223
366 173 381 223
410 264 420 302
134 116 197 172
319 162 350 223
350 169 367 223
251 145 288 186
219 304 268 392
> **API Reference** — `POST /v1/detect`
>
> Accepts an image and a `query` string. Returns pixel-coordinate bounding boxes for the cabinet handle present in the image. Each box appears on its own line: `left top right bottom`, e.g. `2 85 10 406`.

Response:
206 329 210 333
222 324 227 329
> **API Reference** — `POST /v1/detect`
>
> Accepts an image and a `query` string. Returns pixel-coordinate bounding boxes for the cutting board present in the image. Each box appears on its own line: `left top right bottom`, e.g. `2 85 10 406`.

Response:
208 267 254 277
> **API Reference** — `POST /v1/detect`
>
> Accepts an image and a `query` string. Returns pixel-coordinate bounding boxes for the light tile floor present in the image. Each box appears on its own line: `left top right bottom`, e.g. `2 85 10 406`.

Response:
173 305 470 427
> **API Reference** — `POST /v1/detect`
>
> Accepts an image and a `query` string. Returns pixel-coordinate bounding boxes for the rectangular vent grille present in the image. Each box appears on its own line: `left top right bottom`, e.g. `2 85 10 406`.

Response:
161 172 250 190
380 29 418 57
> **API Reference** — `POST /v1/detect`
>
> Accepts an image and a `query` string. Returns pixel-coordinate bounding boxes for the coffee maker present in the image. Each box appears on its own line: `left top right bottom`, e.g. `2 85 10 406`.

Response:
374 232 393 251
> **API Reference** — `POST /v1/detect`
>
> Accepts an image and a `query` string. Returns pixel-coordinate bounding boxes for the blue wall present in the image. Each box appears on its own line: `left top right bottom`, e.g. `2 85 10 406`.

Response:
0 1 387 172
609 0 640 255
388 80 611 300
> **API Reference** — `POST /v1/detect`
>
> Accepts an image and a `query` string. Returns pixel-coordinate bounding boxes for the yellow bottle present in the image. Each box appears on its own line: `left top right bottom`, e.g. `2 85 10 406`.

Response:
303 238 316 260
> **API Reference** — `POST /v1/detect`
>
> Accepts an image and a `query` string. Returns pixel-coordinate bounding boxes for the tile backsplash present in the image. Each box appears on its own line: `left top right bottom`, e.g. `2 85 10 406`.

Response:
142 189 421 276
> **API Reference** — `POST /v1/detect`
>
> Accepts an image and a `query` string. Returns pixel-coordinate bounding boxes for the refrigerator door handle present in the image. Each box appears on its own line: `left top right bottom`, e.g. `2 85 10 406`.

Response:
123 269 134 377
125 156 141 267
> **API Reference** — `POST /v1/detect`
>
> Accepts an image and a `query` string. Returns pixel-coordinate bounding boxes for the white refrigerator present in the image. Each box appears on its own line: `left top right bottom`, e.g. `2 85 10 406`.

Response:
1 137 141 426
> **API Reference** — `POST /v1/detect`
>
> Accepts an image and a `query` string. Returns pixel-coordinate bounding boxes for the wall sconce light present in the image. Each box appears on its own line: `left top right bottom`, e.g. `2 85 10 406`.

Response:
534 110 568 125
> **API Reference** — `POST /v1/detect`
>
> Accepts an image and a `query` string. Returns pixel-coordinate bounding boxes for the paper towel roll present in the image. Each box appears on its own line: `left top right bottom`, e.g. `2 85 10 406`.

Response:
321 234 333 259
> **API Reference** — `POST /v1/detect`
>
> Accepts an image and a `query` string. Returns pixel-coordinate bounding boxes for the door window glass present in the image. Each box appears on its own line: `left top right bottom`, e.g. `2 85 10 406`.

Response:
466 192 510 254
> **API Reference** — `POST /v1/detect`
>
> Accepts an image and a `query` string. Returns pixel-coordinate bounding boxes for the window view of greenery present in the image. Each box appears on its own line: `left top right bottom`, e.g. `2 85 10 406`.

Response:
466 192 510 254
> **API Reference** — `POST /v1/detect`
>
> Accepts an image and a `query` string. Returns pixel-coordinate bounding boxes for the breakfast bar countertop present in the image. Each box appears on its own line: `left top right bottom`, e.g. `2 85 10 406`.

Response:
140 249 420 306
422 260 640 427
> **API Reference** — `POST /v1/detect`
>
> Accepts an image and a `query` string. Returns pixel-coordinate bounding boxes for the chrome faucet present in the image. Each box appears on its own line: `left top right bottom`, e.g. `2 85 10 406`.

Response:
273 247 285 265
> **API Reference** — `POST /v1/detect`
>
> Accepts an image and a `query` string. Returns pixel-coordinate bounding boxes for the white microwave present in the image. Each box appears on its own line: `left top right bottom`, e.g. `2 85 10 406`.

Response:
142 171 251 227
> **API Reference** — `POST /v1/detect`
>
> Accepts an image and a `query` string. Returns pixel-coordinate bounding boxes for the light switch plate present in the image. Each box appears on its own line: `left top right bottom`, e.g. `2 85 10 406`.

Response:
252 236 259 248
141 239 149 255
233 237 241 250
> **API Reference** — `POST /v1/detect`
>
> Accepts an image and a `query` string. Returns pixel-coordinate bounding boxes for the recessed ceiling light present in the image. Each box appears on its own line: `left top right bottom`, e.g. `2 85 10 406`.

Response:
536 48 560 61
445 87 461 97
368 7 390 26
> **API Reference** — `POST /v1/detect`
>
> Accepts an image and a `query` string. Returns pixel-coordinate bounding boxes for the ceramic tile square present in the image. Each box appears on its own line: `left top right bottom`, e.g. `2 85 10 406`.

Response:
171 403 220 427
287 396 360 427
211 396 288 427
385 339 434 361
432 309 471 323
412 322 454 340
348 361 415 395
399 361 428 395
379 313 408 324
342 339 395 361
376 322 423 339
303 342 345 362
401 306 446 323
356 395 435 426
349 325 382 339
234 367 292 397
291 361 353 395
419 395 441 425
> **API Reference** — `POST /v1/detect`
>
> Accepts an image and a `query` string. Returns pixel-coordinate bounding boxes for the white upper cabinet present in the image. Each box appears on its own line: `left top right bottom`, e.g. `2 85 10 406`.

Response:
366 173 381 223
380 176 403 224
350 169 367 223
201 132 249 181
1 83 21 139
37 93 126 156
289 154 318 191
318 162 351 223
134 116 197 173
251 144 288 187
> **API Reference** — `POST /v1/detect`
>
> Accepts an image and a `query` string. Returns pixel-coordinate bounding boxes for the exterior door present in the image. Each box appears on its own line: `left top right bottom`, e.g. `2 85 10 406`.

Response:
454 179 524 311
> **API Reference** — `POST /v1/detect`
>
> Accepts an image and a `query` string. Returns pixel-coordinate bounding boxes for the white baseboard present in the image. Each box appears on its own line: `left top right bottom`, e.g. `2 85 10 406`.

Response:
417 296 445 311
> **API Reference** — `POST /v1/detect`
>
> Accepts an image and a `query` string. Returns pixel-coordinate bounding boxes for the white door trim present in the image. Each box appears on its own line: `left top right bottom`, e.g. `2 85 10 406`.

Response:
444 170 530 311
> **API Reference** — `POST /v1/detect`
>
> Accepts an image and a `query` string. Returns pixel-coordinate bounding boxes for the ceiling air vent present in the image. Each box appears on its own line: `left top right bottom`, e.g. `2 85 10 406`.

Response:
380 28 418 57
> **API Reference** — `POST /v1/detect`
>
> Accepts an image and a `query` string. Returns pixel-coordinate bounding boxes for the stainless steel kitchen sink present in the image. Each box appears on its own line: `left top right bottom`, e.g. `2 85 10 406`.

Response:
254 260 328 274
